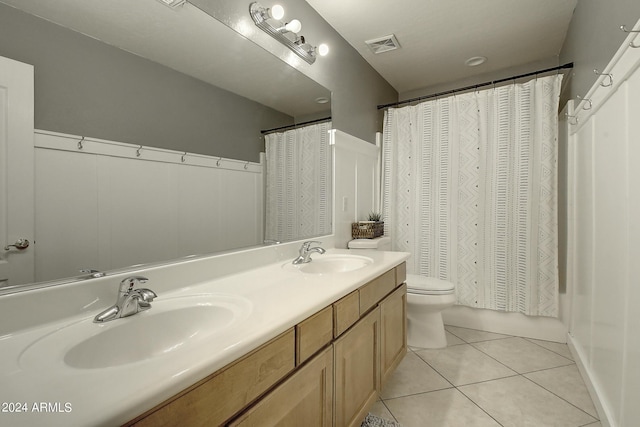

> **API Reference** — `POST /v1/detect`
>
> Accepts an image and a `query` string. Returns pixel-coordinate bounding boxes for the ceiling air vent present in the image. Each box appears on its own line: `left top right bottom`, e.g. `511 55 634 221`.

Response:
365 34 401 54
156 0 186 8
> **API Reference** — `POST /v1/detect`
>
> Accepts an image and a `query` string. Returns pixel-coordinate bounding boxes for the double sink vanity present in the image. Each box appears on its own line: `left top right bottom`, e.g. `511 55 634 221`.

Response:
0 242 409 427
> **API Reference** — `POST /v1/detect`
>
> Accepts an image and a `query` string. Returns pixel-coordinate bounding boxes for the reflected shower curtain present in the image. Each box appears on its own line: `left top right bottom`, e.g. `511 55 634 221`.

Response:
382 75 561 317
264 122 332 243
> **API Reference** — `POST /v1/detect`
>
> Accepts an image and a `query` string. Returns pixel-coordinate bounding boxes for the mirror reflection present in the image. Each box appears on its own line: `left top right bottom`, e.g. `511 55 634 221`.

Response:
0 0 331 291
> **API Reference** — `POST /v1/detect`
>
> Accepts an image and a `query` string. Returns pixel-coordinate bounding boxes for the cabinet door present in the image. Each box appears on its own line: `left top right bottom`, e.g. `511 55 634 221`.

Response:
229 346 333 427
380 284 407 389
333 307 380 427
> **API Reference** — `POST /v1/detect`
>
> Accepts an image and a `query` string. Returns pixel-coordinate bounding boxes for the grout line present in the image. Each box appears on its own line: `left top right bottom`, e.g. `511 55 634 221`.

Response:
380 386 455 403
523 337 576 361
522 374 600 421
379 400 400 424
408 351 456 388
456 386 506 427
518 360 576 375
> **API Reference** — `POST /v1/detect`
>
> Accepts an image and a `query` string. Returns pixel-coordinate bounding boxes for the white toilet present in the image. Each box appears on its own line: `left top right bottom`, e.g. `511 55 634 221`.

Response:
348 236 456 349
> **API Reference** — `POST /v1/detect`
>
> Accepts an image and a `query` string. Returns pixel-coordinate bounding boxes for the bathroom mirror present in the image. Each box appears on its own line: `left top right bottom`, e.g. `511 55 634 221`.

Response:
0 0 332 292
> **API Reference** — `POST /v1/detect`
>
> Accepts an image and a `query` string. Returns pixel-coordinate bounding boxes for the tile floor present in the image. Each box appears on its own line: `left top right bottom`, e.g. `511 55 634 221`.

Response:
370 326 600 427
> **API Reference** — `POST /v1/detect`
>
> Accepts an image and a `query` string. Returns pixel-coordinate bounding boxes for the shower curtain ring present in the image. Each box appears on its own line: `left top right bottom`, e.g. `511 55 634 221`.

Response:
620 25 640 33
565 113 579 125
621 25 640 47
77 136 85 150
136 145 142 157
593 69 613 87
576 95 592 110
181 152 187 163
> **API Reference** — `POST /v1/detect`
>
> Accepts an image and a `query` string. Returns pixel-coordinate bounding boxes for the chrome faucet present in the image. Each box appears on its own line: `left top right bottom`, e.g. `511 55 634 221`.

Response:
292 241 326 265
93 276 157 323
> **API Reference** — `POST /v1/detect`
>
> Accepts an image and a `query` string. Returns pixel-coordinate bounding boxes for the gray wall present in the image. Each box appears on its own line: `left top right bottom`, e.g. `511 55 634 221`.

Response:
398 58 561 101
190 0 398 144
0 3 293 162
560 0 640 101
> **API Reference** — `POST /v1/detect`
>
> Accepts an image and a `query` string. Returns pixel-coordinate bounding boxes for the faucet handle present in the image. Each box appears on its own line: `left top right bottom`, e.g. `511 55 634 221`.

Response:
118 276 149 294
137 288 157 302
80 269 105 278
302 240 322 250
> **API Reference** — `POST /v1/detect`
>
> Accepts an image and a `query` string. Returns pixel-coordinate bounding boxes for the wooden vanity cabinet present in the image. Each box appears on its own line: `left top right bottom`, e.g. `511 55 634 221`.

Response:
127 262 407 427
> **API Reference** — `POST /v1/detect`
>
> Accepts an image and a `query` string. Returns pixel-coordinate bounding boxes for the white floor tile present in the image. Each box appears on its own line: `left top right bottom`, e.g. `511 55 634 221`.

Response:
384 388 501 427
380 352 452 399
415 344 517 386
379 328 599 427
472 337 574 373
459 376 597 427
524 364 598 418
526 337 574 360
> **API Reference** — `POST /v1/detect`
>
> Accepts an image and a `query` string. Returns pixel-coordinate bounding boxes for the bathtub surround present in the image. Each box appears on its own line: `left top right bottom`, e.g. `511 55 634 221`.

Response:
382 74 563 317
565 23 640 427
265 122 333 243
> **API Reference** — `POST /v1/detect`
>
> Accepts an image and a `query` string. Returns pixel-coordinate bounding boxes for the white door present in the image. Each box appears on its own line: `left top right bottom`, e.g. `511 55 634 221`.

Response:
0 56 35 287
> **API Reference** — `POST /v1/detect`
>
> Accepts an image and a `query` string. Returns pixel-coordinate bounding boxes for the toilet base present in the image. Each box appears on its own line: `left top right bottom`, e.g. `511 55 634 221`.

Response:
407 310 448 349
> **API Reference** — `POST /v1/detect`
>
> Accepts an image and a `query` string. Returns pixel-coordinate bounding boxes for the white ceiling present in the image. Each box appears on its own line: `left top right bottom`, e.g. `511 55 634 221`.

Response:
306 0 578 94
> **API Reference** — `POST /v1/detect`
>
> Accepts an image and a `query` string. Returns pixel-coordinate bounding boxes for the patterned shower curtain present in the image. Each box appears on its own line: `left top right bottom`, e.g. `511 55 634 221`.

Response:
264 121 332 243
382 75 561 317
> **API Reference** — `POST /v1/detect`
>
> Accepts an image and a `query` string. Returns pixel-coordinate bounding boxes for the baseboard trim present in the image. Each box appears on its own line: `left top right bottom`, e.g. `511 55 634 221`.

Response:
566 333 614 427
442 305 568 342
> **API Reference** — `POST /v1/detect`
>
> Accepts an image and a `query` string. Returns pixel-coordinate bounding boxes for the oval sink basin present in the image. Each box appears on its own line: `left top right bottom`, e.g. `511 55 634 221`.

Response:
20 294 252 370
283 255 373 274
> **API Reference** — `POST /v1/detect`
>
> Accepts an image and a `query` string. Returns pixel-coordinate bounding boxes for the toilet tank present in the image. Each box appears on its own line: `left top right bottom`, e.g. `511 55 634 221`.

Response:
348 236 391 251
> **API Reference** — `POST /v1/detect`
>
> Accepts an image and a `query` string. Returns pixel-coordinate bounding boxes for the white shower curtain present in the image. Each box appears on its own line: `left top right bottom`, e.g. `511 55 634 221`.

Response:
264 121 332 243
382 75 561 317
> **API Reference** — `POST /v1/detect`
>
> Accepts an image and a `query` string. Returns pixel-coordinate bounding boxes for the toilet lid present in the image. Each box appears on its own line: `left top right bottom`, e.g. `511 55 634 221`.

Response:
406 274 455 295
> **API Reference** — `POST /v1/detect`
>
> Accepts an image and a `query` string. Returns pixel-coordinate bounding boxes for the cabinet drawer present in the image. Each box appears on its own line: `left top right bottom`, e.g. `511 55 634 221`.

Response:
296 305 333 365
359 269 396 314
129 329 295 427
333 290 360 337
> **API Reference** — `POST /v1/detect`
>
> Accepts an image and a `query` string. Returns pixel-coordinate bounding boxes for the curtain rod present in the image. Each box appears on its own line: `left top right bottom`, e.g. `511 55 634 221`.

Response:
261 116 332 135
377 62 574 110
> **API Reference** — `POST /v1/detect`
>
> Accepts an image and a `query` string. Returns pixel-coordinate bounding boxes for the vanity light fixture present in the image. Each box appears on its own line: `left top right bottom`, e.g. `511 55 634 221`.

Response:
249 2 327 64
155 0 187 8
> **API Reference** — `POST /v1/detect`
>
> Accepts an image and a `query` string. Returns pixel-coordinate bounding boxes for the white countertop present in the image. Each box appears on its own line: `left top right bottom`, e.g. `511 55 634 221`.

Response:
0 248 408 427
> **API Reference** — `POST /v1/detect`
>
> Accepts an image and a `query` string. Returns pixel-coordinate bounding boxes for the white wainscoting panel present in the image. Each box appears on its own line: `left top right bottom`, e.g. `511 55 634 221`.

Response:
34 131 263 282
35 149 100 281
332 130 380 248
567 20 640 426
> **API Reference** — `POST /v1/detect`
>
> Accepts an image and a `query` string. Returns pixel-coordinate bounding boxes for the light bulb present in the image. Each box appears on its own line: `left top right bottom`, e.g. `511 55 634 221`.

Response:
284 19 302 33
318 44 329 56
270 4 284 20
